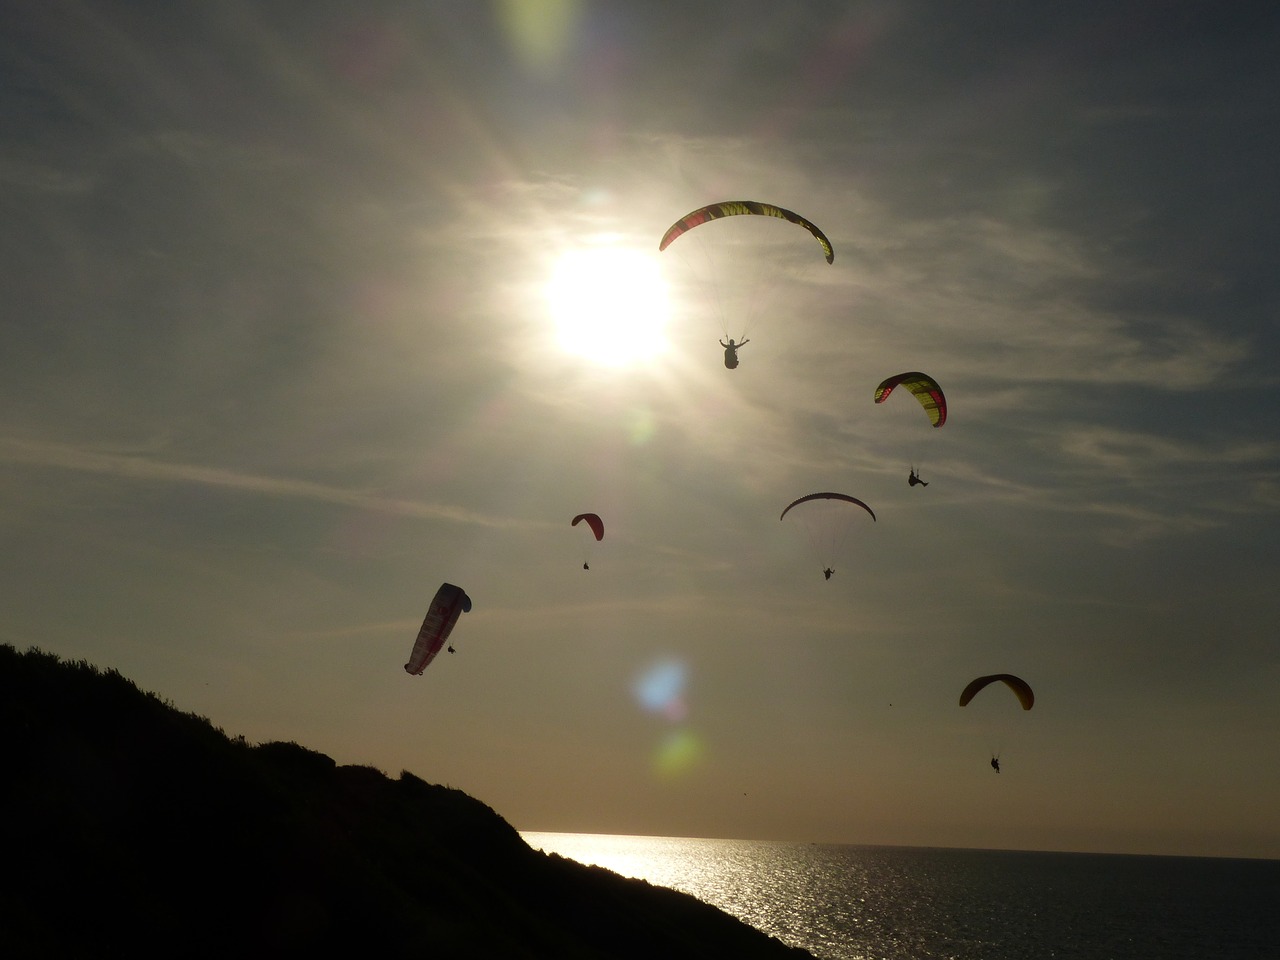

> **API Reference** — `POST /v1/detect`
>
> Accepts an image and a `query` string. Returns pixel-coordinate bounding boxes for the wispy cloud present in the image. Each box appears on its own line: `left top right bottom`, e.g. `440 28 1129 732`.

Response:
0 157 95 194
1070 499 1223 545
851 214 1250 390
0 436 537 530
129 129 300 173
1054 426 1280 474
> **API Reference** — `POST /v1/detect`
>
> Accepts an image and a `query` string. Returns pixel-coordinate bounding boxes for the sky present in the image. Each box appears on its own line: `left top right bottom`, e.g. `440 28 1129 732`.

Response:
3 1 1278 860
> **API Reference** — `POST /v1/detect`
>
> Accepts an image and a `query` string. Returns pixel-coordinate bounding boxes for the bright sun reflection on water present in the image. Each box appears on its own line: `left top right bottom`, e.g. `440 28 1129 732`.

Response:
519 835 1280 960
520 832 817 946
545 246 671 367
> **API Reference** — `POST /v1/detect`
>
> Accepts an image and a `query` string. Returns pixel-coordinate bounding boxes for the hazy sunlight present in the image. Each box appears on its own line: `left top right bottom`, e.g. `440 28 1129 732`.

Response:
546 246 671 367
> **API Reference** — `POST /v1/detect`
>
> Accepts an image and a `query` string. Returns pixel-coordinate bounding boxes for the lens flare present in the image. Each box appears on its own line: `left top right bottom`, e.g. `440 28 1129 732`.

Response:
628 406 656 446
633 657 687 721
632 658 703 777
497 0 582 72
652 729 703 778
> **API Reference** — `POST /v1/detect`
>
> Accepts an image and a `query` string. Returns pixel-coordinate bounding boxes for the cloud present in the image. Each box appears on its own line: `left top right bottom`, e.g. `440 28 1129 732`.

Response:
846 212 1250 390
1054 426 1280 474
0 435 536 530
130 129 299 173
0 157 95 194
1068 499 1222 545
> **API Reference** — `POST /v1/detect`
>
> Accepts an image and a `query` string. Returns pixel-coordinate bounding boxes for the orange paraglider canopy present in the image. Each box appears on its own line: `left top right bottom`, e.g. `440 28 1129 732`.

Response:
959 674 1034 710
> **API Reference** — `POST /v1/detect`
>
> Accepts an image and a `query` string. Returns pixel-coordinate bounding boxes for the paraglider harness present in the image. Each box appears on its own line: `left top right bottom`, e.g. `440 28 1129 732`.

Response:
720 337 748 369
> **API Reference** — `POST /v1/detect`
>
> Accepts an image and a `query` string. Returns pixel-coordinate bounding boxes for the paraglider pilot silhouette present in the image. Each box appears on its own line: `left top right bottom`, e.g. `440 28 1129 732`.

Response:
720 337 749 369
958 674 1033 773
909 467 928 487
572 513 604 569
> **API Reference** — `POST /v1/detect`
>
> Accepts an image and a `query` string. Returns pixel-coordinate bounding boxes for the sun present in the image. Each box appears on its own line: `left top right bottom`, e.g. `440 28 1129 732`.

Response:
545 245 671 367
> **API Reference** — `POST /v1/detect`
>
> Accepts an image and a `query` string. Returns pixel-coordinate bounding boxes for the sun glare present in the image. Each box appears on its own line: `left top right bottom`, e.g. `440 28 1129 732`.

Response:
546 246 671 367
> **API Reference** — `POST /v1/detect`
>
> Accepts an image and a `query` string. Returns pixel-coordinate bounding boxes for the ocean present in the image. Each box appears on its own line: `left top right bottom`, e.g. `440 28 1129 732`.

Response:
520 832 1279 959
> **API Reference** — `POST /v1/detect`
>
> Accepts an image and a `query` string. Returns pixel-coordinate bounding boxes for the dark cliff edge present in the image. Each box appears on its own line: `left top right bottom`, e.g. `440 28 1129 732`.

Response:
0 645 812 958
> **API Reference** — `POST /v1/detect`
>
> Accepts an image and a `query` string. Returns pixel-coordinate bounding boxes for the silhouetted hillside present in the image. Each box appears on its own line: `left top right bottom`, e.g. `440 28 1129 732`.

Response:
0 645 811 957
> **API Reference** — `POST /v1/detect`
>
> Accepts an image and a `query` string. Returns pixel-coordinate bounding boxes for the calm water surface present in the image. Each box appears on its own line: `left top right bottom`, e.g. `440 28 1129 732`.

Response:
521 832 1279 960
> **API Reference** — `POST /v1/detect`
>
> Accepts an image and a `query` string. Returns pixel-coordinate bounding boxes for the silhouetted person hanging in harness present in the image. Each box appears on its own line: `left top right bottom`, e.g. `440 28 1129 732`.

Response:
823 567 834 581
909 468 928 487
720 337 749 369
990 756 1000 773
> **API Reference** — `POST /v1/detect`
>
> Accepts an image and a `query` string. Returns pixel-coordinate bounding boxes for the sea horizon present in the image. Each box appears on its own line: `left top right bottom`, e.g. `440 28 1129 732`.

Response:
521 831 1280 960
522 829 1280 864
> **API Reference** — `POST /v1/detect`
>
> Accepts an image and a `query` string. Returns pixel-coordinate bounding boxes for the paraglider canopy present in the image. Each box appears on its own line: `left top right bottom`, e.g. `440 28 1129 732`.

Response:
659 200 832 351
780 493 876 579
571 513 604 541
959 674 1034 711
660 200 834 264
404 583 472 675
779 492 876 523
874 372 947 428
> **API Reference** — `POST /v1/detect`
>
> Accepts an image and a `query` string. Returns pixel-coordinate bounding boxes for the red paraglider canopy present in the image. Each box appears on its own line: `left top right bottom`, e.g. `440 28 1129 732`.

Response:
404 583 472 675
572 513 604 541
